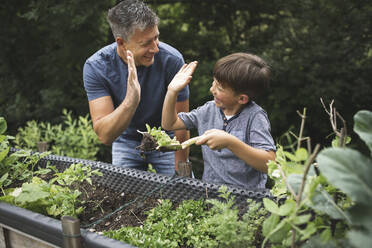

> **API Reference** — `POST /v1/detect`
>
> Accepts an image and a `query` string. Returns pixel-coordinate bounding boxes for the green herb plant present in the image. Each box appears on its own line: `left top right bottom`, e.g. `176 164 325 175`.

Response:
104 185 267 248
14 109 101 160
1 117 51 187
50 162 103 198
0 162 102 218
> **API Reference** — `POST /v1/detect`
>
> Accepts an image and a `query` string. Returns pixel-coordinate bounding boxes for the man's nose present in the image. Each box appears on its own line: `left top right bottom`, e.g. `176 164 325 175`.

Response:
150 40 159 53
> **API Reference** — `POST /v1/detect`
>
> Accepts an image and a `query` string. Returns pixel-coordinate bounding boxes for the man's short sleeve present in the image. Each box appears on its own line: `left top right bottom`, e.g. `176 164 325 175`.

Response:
165 55 189 102
83 61 109 101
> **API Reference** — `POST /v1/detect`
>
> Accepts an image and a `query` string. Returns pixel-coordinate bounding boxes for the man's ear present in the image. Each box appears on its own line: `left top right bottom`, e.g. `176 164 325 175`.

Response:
238 94 249 104
116 37 126 49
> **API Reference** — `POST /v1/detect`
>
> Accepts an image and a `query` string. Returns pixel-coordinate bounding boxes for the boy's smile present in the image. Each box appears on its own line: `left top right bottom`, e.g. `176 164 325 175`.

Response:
210 79 245 116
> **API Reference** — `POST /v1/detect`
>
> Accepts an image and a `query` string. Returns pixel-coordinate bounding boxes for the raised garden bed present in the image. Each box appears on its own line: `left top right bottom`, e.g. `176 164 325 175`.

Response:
0 149 272 247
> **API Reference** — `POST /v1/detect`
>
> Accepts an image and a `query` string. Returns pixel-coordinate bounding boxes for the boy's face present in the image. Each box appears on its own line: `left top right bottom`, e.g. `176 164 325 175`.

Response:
210 79 247 115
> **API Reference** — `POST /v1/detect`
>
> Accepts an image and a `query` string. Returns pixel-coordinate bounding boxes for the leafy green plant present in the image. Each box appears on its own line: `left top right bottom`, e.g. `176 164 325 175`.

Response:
262 103 368 247
145 124 181 149
104 185 267 248
317 110 372 248
1 117 51 186
14 109 101 160
1 176 83 217
1 162 103 218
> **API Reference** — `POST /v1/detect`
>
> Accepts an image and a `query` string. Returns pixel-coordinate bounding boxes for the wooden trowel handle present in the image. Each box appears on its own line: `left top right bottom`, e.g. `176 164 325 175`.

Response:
181 135 203 149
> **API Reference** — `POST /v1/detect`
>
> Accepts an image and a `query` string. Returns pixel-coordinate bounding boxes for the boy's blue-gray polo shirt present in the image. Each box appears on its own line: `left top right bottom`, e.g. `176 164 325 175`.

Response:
83 42 189 142
178 101 276 189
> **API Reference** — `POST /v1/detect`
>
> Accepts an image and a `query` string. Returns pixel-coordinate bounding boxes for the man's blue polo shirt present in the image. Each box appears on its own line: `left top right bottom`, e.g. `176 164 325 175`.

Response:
83 42 189 142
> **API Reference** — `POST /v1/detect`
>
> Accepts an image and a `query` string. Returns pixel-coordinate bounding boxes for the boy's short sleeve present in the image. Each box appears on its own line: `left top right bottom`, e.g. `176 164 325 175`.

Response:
178 103 208 130
249 111 276 152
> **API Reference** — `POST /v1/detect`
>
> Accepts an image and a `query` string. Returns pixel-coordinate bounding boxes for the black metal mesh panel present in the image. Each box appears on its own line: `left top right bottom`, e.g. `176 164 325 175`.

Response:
11 148 274 212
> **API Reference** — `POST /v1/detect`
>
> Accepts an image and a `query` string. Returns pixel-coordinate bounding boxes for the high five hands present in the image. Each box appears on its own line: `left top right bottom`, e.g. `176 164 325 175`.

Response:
168 61 198 93
126 50 141 104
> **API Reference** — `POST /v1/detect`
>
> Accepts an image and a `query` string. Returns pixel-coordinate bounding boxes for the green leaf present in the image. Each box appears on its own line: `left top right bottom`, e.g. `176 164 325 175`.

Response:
0 173 9 184
0 117 7 134
347 203 372 231
295 148 308 161
331 136 351 148
353 110 372 155
302 235 339 248
317 147 372 205
0 147 9 162
309 186 348 221
348 229 372 248
263 198 280 215
301 222 317 240
278 199 296 216
287 173 302 195
16 183 50 203
293 214 311 225
262 214 279 236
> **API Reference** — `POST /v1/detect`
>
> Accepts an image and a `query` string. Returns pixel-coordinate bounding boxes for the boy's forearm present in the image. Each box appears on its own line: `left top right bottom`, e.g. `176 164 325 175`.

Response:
227 137 275 174
162 90 179 130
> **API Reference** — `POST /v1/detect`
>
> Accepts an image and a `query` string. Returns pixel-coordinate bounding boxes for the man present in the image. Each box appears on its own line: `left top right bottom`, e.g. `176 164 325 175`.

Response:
83 0 189 174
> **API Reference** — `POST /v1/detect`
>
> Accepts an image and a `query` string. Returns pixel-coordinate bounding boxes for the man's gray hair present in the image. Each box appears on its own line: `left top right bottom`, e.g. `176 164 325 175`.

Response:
107 0 159 42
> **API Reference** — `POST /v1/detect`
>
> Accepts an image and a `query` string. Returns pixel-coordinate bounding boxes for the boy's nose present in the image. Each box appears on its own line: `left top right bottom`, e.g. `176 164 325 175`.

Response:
210 83 216 94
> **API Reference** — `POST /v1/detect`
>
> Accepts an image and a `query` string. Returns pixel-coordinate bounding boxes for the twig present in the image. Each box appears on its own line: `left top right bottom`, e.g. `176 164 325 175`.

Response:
336 112 347 147
296 108 307 150
320 98 348 148
130 209 144 225
296 144 321 204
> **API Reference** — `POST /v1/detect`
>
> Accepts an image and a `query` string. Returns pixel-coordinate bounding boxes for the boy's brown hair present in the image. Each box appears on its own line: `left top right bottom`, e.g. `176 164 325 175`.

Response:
213 53 270 100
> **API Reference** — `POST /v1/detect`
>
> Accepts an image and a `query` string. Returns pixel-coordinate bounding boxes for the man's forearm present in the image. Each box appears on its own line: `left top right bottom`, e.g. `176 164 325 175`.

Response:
94 98 139 145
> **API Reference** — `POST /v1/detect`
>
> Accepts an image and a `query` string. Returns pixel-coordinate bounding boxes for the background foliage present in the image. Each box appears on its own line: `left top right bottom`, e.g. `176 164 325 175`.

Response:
1 0 371 165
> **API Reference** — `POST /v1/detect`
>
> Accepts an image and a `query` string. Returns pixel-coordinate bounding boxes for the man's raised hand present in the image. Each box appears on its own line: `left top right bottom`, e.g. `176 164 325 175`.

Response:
126 50 141 104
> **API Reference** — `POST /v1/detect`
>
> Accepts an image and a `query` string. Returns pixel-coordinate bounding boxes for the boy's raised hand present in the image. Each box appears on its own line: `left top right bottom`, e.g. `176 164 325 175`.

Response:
168 61 198 93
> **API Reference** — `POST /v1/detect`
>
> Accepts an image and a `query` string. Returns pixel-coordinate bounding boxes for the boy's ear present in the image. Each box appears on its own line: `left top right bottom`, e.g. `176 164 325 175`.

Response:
238 94 249 104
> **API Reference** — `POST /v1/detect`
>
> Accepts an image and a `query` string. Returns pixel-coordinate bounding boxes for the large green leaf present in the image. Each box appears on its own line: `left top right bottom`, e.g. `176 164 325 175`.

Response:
309 187 349 221
347 203 372 232
0 117 6 135
348 229 372 248
317 148 372 205
353 110 372 156
15 183 50 203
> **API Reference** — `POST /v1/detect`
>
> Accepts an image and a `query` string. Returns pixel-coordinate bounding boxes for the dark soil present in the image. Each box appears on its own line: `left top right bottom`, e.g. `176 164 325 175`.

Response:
135 132 178 154
135 132 158 155
78 182 160 233
34 171 162 234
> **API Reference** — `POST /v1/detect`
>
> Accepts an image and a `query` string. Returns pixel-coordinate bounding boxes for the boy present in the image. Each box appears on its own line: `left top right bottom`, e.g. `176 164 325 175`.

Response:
162 53 276 189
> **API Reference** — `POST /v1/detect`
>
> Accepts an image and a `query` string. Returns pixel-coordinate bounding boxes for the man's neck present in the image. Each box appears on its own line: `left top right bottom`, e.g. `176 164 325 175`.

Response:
116 46 128 64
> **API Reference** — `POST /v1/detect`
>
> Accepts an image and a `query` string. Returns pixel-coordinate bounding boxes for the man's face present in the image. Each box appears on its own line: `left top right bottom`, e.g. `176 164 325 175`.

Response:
125 25 160 67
